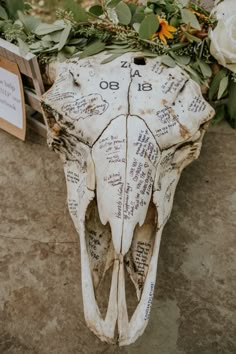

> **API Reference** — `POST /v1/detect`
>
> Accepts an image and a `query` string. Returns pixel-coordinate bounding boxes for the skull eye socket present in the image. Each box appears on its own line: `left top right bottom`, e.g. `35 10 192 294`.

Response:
133 57 146 65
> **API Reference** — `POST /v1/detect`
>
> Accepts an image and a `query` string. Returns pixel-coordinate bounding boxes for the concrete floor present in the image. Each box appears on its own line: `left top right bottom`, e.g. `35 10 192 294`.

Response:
0 120 235 354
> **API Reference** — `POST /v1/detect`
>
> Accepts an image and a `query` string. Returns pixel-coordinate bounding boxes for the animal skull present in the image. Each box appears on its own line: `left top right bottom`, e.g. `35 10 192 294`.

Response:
41 52 214 346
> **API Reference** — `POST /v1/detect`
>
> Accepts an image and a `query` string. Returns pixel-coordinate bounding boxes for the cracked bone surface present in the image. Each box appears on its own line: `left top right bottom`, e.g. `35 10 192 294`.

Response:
41 52 215 346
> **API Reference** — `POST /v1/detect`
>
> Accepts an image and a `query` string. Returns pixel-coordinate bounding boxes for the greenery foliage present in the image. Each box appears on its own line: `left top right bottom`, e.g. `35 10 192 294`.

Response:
0 0 235 127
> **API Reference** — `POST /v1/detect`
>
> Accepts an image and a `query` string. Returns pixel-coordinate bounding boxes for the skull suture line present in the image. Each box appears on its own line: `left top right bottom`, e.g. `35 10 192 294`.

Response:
41 52 215 346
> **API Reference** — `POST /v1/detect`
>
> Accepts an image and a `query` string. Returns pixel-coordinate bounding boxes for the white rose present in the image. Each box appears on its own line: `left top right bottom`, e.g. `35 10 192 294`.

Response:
210 1 236 73
212 0 236 20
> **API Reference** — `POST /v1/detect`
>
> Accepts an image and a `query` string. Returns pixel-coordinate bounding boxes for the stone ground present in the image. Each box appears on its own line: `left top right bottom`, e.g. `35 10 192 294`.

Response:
0 119 235 354
0 0 236 352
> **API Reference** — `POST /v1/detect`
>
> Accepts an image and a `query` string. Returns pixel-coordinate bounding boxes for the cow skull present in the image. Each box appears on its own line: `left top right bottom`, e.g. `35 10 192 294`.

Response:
41 52 214 346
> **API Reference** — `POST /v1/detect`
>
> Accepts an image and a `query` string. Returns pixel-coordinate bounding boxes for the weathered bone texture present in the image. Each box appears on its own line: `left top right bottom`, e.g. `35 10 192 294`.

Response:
41 52 215 346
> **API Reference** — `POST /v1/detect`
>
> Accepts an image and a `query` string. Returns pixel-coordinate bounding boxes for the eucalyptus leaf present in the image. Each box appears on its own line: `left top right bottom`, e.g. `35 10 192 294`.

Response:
42 40 53 48
181 8 201 30
208 68 227 101
106 44 130 49
0 5 8 20
107 48 136 54
101 53 124 64
6 0 24 19
58 24 72 51
142 51 159 57
132 6 145 24
133 22 140 33
48 31 64 43
167 43 188 52
41 35 52 42
212 104 225 125
160 55 176 68
29 42 42 50
69 38 87 45
217 76 229 100
115 2 132 25
63 45 76 55
184 65 202 85
57 51 67 63
89 5 103 16
79 40 106 59
34 23 64 36
64 0 89 22
184 31 201 43
128 3 137 15
198 59 212 78
107 0 121 8
177 0 189 7
17 11 41 33
144 7 153 14
170 52 190 65
43 43 59 53
170 15 180 27
227 80 236 126
139 14 159 39
17 37 29 56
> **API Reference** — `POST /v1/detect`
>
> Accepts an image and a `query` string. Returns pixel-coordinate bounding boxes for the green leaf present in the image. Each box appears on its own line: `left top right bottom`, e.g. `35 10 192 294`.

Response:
43 43 59 53
212 104 225 126
184 31 201 43
64 0 89 22
17 38 29 56
184 65 202 85
5 0 24 19
198 60 212 78
79 40 106 59
48 31 63 43
133 22 140 33
167 43 188 52
144 7 153 14
69 38 87 46
42 40 53 49
208 68 227 101
63 45 76 55
107 0 121 8
0 5 8 20
181 8 201 30
142 51 159 57
58 24 72 51
89 5 103 16
34 23 64 35
217 76 229 100
160 55 176 68
139 14 159 40
17 11 41 33
29 41 42 50
170 15 180 27
227 80 236 127
178 0 189 7
101 53 124 64
115 2 132 25
170 52 190 65
128 3 137 15
132 6 145 24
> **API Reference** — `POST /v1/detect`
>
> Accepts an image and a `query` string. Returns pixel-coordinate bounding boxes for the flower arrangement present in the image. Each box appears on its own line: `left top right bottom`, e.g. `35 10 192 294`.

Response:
0 0 235 127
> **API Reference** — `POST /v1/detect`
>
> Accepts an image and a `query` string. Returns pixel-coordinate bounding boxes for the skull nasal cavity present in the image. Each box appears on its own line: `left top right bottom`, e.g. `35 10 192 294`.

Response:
134 57 146 65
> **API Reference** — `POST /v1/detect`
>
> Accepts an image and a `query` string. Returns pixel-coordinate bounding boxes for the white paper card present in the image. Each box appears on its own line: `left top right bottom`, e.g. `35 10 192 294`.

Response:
0 66 23 129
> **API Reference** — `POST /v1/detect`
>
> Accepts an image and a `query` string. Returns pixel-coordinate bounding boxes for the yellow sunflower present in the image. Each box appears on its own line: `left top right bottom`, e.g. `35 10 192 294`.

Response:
151 17 177 45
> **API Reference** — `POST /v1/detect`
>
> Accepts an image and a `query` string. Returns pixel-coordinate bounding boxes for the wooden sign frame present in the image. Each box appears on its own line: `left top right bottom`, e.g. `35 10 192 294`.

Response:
0 39 46 137
0 55 26 140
